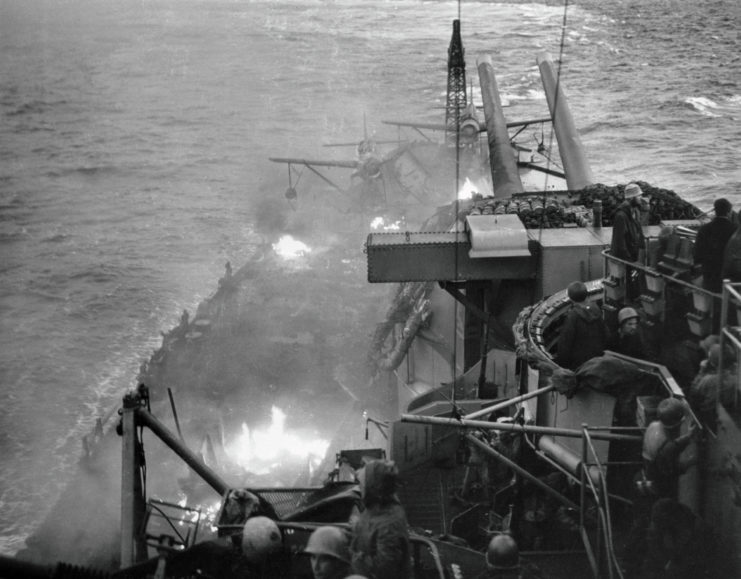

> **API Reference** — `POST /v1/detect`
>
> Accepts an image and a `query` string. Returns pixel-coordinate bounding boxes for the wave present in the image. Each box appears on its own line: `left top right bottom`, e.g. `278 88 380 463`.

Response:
684 94 741 119
0 228 28 243
3 99 60 117
44 165 120 178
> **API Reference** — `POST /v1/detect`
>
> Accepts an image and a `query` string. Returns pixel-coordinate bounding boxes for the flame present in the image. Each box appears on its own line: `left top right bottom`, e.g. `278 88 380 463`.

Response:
224 406 328 475
370 216 403 231
273 235 312 259
173 497 222 534
457 177 479 200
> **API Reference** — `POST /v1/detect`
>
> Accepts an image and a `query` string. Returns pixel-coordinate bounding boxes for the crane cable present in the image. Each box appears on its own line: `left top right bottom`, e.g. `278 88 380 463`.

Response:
537 0 571 244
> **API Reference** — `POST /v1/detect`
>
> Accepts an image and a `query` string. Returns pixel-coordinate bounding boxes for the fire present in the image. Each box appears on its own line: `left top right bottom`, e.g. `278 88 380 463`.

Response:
370 216 403 231
273 235 312 259
225 406 329 475
457 177 479 200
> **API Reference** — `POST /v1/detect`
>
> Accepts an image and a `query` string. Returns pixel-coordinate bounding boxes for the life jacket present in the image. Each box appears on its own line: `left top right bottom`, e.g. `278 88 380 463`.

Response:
642 421 681 498
642 421 669 463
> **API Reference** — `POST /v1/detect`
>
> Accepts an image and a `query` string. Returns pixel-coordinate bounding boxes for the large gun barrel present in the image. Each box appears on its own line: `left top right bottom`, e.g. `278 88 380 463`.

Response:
537 51 594 190
477 55 524 198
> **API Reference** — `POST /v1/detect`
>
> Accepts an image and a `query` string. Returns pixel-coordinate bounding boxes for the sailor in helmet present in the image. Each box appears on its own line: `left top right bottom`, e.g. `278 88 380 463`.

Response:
610 183 648 300
642 397 697 500
304 526 352 579
477 534 542 578
350 459 410 579
608 306 655 361
624 399 698 575
611 183 646 263
554 281 607 370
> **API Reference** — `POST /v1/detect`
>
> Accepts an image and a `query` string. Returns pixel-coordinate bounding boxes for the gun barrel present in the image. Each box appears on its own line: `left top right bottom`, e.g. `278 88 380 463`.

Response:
477 55 524 198
537 52 594 190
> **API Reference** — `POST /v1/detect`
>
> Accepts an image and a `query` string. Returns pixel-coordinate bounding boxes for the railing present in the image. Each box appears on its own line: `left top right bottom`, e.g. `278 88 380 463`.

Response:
602 237 722 334
602 242 736 433
718 282 741 411
578 425 635 579
143 499 202 558
402 411 643 578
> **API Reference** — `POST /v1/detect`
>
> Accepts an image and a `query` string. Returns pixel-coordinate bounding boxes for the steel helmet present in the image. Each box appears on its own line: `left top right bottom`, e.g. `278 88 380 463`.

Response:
707 344 721 369
567 281 588 303
624 183 643 199
699 334 720 356
657 398 685 429
486 534 520 570
304 526 351 564
618 307 640 326
241 516 282 561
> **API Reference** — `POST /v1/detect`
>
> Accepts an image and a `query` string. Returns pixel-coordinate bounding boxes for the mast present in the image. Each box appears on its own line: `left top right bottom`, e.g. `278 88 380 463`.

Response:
445 20 467 148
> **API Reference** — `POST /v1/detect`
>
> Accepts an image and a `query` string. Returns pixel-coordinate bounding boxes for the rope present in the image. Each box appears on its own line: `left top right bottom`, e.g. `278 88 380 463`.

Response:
537 0 571 245
530 0 571 314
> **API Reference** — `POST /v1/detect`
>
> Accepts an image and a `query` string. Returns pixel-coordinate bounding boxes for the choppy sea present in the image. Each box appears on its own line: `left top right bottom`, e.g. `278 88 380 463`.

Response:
0 0 739 556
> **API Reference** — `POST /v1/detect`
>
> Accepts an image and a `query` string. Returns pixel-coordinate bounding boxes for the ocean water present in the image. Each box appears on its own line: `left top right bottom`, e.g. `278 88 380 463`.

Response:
0 0 739 556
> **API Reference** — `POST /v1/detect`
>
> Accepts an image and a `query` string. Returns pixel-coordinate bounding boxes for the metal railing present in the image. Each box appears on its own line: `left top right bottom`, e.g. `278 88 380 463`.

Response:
578 425 633 579
602 241 721 328
718 282 741 410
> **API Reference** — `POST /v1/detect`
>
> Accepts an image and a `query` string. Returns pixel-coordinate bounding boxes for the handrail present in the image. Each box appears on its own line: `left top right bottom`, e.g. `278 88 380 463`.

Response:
603 351 703 429
144 499 201 549
602 247 719 300
579 425 624 579
401 413 642 442
719 282 741 408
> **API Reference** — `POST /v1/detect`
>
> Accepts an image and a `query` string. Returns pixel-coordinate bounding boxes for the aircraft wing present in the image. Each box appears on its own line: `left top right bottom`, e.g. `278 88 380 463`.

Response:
269 157 359 169
382 117 552 132
382 120 449 132
506 117 552 128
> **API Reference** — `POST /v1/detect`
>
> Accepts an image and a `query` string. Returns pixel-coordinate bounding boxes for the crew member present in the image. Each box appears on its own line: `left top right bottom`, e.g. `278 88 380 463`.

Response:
610 183 646 263
478 534 543 579
608 307 653 360
641 498 712 579
689 343 736 423
350 459 410 579
722 226 741 296
611 183 648 300
304 526 352 579
555 281 608 370
694 197 736 293
624 398 697 575
642 398 696 500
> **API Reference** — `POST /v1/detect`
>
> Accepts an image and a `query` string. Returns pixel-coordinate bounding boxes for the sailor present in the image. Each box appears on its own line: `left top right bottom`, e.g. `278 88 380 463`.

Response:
722 227 741 324
554 281 607 370
608 307 653 360
478 534 543 579
689 343 736 423
610 183 646 263
624 398 697 575
350 459 410 579
304 526 352 579
694 197 736 293
722 225 741 283
641 397 697 500
641 498 712 579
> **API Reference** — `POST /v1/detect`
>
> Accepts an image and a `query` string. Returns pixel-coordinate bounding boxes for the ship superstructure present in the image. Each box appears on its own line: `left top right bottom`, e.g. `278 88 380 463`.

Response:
4 11 738 579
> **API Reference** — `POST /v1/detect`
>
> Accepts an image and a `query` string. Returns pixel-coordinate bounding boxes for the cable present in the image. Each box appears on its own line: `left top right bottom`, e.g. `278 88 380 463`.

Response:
536 0 571 244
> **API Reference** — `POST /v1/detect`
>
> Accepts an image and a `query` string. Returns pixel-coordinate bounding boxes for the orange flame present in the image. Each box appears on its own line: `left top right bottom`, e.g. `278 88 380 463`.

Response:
224 406 328 475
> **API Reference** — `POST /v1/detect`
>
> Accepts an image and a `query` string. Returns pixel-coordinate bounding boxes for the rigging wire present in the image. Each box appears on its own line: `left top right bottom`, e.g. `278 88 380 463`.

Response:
447 0 572 418
450 0 463 412
537 0 571 244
